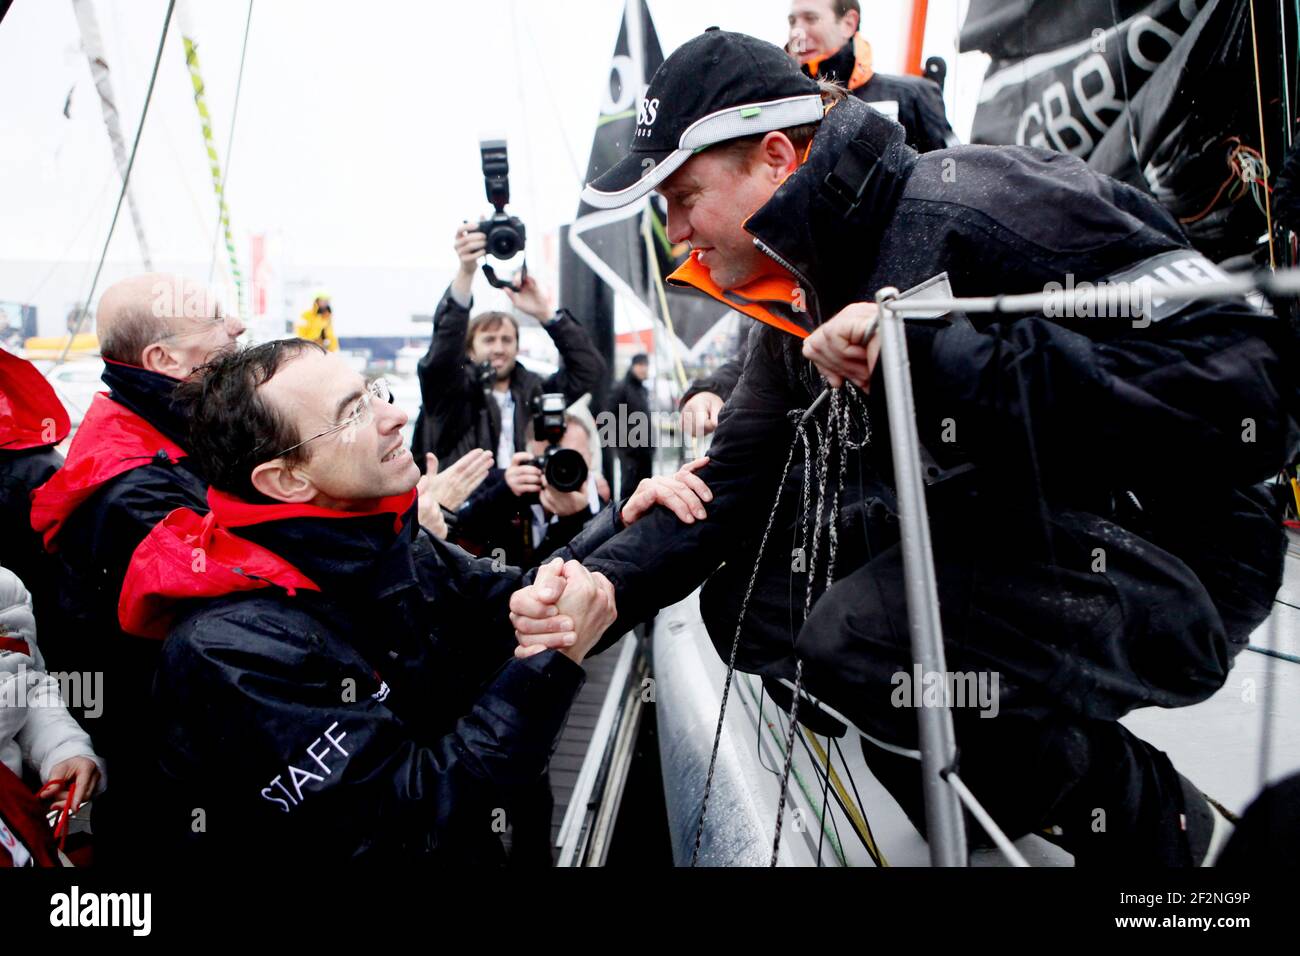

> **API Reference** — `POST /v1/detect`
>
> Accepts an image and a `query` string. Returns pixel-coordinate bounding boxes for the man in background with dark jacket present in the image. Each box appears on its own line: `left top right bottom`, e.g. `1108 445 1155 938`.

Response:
411 224 606 473
513 29 1298 866
789 0 957 151
29 273 245 863
132 340 704 864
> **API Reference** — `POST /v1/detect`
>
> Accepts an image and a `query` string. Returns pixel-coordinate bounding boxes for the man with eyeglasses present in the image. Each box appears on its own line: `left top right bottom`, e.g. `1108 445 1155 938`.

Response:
113 339 708 864
29 272 246 862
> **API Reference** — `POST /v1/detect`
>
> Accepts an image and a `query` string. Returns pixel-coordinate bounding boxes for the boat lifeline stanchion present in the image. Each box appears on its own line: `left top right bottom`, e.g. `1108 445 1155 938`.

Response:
874 285 968 867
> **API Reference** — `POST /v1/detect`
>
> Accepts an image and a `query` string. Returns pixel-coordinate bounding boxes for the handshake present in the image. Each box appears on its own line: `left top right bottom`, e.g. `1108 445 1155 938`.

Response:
508 456 715 663
510 558 617 665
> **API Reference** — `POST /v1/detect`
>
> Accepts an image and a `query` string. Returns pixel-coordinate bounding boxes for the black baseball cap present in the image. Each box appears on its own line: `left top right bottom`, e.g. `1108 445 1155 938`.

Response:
581 28 824 210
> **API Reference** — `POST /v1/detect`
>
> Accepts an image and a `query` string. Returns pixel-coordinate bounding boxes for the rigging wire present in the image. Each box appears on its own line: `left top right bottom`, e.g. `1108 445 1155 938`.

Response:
641 204 692 396
1280 0 1293 154
742 671 884 865
754 685 782 775
833 735 887 866
22 171 114 306
814 731 833 866
1107 0 1144 179
794 726 851 867
517 1 583 187
740 673 874 863
50 0 177 372
763 699 846 865
207 0 255 287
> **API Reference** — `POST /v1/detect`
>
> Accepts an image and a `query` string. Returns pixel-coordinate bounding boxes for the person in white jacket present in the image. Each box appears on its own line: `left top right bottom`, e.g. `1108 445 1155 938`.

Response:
0 564 104 814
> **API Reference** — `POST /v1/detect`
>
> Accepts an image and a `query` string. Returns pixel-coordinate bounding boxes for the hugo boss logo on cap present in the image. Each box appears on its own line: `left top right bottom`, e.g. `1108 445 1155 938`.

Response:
582 29 824 209
636 96 660 135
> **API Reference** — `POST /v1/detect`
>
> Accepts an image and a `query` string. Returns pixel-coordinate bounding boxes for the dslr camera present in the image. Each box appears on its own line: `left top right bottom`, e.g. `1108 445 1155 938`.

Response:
530 393 587 494
477 139 527 262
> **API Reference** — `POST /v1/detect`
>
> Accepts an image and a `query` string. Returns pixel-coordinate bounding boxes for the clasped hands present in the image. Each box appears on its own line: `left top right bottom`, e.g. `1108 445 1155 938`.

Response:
509 458 714 661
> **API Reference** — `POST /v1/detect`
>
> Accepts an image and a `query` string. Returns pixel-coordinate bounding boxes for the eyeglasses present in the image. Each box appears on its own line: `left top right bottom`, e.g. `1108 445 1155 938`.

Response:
270 378 394 459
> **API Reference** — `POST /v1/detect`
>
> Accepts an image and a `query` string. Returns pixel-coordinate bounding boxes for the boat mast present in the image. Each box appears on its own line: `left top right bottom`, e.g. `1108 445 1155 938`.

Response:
69 0 154 270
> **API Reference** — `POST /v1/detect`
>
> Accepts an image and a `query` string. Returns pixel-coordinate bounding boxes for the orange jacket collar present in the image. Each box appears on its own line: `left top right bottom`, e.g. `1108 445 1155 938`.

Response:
807 34 874 91
668 252 810 340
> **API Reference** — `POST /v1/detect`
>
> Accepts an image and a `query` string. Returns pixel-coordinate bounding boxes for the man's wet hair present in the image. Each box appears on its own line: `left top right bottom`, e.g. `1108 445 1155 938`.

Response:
175 338 326 503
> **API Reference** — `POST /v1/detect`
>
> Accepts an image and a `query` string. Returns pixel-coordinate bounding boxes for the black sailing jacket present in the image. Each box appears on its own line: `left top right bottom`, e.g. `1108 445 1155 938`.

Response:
581 97 1297 702
146 493 623 864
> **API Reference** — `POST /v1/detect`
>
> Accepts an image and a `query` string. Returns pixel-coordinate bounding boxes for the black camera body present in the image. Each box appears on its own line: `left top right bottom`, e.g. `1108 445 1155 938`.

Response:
530 392 587 494
477 210 527 260
477 139 526 260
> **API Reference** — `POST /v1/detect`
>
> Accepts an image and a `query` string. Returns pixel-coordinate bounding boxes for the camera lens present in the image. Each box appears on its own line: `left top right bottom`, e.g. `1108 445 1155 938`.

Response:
489 227 521 259
545 448 588 493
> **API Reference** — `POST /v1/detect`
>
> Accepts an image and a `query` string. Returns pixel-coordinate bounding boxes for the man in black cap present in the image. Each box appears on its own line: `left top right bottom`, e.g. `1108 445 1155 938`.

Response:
681 0 960 437
513 28 1297 865
608 353 653 494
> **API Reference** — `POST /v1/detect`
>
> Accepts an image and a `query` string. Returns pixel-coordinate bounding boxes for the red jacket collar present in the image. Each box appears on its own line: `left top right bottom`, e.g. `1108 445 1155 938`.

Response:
206 486 417 536
29 394 187 550
118 506 320 640
0 349 71 451
118 488 418 639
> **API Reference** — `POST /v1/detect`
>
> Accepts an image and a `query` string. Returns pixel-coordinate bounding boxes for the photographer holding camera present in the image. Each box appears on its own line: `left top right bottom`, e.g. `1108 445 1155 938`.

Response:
454 395 612 570
411 142 606 477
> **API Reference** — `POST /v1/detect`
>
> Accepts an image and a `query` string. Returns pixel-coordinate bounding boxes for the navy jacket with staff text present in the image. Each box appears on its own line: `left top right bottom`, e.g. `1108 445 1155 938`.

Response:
134 487 623 864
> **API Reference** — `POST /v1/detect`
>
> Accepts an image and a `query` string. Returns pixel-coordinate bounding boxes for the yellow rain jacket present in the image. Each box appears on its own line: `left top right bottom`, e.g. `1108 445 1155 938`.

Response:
296 304 339 352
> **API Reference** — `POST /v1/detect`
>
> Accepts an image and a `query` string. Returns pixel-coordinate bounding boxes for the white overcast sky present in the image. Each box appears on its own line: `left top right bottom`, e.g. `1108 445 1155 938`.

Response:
0 0 982 333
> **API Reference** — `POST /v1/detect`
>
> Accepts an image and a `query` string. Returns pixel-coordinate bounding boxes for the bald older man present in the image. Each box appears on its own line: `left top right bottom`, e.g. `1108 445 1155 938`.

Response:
30 273 244 861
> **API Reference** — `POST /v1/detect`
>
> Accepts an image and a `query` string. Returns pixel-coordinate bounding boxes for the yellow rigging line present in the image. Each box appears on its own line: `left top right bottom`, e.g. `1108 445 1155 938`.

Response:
641 206 691 396
180 10 246 315
802 728 889 866
1249 0 1278 269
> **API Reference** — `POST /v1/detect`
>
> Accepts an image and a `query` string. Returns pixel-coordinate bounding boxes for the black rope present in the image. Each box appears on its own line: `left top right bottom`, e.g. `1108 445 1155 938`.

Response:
690 428 803 867
771 387 846 865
